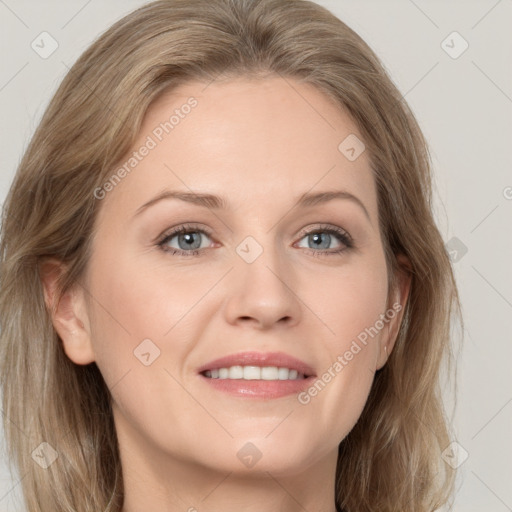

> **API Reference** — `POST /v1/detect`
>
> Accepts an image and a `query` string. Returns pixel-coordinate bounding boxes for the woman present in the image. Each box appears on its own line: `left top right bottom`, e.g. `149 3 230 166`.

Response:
0 0 461 510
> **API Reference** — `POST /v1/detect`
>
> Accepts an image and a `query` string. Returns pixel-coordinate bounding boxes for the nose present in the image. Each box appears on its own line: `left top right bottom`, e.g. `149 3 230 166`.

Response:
222 241 302 330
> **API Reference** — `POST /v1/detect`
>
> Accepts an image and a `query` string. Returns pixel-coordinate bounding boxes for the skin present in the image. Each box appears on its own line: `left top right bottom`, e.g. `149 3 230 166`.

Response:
41 75 410 512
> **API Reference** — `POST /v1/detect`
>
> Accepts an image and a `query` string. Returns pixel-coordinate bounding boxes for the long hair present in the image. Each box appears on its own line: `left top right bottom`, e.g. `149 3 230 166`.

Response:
0 1 461 510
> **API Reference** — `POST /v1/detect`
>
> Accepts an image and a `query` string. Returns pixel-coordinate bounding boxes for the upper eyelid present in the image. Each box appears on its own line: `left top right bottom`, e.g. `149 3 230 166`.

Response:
158 223 349 236
157 223 213 243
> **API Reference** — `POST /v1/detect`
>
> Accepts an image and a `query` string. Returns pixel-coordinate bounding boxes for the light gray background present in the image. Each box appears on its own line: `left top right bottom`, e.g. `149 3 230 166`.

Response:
1 1 511 510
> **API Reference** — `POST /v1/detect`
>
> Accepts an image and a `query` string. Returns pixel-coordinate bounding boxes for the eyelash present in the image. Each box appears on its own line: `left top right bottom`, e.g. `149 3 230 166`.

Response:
156 223 354 258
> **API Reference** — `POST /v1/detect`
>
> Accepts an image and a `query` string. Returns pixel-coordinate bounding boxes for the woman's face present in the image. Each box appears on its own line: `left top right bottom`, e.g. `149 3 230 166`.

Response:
61 76 406 480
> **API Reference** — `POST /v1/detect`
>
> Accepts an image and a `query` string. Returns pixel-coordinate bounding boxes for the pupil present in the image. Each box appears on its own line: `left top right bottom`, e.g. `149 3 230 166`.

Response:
311 233 330 249
180 233 200 250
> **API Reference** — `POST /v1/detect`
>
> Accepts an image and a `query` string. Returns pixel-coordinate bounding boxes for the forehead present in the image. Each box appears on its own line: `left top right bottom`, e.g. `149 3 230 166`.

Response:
98 75 377 221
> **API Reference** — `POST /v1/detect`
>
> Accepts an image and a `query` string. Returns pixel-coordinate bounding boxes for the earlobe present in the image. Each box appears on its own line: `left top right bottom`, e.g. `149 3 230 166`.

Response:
39 258 95 365
376 253 412 370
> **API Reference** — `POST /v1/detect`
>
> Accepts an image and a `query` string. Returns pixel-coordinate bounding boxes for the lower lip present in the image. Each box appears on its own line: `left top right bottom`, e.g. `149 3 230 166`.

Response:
199 374 316 399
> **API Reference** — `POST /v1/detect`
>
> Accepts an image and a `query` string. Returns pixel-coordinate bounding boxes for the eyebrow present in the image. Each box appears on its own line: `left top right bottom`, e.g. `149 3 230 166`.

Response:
134 189 371 221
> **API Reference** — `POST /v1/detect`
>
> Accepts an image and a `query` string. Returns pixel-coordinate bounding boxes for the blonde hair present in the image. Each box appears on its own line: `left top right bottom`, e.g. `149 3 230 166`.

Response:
0 0 461 510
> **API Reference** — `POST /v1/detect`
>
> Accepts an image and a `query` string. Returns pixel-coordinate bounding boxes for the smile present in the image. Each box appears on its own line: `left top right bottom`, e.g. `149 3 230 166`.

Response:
202 365 306 380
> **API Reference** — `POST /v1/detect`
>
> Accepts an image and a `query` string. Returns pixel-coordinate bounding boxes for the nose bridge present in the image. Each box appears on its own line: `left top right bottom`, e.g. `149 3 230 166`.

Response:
223 231 301 328
234 231 286 285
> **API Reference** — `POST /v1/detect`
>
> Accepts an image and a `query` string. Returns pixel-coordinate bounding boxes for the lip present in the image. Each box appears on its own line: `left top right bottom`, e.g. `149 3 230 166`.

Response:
197 351 316 377
197 351 317 399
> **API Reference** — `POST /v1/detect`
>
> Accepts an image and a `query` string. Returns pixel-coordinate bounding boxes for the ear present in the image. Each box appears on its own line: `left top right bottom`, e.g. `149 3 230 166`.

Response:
375 253 412 370
39 258 95 365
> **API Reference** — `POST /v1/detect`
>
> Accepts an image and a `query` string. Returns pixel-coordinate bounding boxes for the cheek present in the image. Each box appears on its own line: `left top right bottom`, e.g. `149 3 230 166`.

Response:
298 253 388 430
82 253 207 435
83 247 228 403
86 253 210 342
308 252 389 353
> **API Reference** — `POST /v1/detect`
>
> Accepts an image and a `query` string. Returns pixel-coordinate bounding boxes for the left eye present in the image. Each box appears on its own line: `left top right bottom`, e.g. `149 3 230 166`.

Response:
296 230 345 250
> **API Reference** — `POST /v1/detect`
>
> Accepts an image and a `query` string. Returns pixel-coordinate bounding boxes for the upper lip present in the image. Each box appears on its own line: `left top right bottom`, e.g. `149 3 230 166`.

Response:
197 351 316 377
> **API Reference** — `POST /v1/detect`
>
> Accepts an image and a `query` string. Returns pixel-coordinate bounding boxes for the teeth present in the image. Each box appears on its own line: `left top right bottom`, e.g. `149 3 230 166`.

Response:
243 366 261 380
204 365 305 380
229 366 244 379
